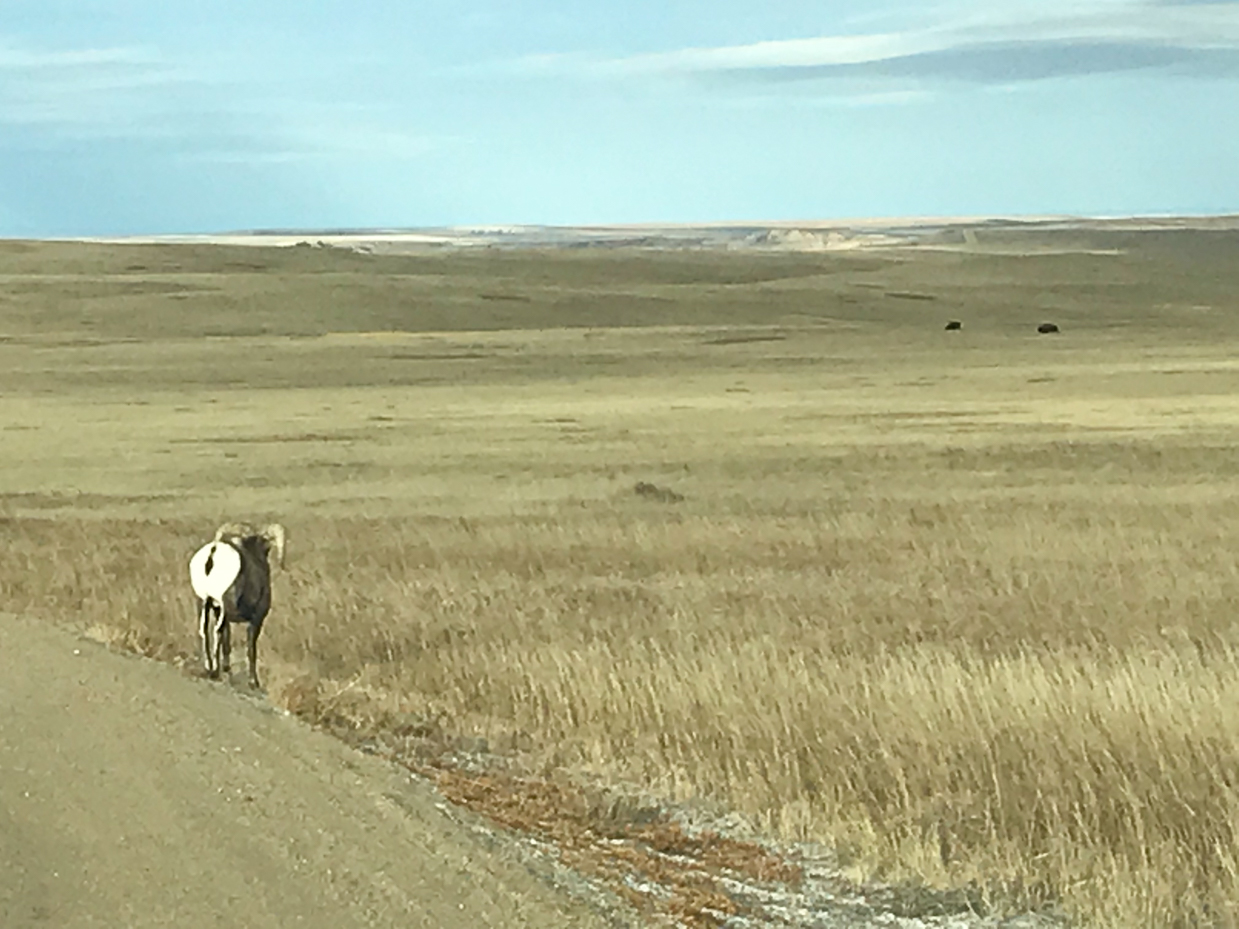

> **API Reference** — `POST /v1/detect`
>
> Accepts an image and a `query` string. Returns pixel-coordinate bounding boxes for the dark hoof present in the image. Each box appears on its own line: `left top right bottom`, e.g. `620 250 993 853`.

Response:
206 669 220 680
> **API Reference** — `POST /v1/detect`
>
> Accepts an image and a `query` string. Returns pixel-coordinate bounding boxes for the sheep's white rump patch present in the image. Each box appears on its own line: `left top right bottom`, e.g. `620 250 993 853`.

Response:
189 542 242 602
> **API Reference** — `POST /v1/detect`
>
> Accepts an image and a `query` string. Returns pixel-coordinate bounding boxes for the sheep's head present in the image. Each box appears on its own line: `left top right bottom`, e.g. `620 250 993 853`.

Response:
214 521 288 569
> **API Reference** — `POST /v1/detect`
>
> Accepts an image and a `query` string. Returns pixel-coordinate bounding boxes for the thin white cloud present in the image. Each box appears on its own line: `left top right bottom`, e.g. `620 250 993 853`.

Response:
290 119 438 160
175 101 442 168
722 87 937 112
599 33 933 74
582 34 934 77
0 37 439 168
512 1 1239 83
182 150 319 166
185 130 438 166
0 38 204 134
947 1 1239 46
0 43 158 70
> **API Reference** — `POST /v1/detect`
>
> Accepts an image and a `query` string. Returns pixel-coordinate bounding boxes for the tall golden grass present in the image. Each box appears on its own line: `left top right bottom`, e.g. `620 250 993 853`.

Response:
7 236 1239 926
7 482 1239 925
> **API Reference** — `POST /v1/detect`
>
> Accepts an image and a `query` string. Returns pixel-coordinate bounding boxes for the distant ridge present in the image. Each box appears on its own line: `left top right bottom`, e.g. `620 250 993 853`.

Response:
79 214 1239 253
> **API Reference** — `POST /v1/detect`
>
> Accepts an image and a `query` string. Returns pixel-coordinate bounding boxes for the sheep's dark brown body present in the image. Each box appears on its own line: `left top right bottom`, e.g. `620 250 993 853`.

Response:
214 532 275 688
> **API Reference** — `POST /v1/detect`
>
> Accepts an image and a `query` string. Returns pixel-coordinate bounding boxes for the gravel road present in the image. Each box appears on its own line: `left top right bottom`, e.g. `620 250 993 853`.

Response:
0 612 619 929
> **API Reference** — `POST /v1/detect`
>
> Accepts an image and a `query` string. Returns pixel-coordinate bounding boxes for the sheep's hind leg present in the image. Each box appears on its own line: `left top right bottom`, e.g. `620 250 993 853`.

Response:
246 623 261 690
210 610 227 681
200 600 219 679
219 621 231 677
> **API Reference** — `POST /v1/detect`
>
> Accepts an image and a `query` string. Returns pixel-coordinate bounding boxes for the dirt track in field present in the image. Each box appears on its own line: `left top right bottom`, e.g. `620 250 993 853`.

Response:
0 612 617 929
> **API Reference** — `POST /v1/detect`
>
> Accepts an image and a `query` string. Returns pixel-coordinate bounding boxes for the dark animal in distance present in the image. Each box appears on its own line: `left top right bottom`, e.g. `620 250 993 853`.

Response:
188 523 286 689
944 320 962 331
1037 322 1060 334
634 481 685 503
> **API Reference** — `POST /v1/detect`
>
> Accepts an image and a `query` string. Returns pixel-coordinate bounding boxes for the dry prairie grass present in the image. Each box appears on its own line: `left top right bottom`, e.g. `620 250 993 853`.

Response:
10 497 1239 924
5 235 1239 926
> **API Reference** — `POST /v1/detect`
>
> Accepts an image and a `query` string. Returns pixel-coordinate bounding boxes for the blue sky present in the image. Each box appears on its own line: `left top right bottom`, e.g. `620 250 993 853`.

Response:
2 0 1238 235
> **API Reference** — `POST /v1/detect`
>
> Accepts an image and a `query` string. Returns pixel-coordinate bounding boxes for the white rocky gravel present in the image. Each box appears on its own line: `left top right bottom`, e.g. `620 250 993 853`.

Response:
408 762 1071 929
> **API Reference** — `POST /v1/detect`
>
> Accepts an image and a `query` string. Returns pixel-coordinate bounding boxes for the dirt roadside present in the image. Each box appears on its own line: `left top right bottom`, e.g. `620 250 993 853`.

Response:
0 612 623 929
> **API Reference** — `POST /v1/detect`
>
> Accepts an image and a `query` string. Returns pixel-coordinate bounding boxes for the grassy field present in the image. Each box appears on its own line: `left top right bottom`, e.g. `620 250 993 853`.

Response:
4 230 1239 926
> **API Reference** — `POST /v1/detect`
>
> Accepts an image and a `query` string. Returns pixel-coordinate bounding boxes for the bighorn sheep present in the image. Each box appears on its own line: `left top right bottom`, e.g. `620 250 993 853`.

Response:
188 523 286 689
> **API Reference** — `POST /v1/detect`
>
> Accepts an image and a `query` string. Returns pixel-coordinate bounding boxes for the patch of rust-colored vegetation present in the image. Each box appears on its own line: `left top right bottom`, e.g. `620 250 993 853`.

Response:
424 766 800 928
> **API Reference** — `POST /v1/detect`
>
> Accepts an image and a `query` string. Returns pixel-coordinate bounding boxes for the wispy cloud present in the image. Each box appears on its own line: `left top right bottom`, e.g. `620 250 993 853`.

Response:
740 40 1239 85
0 43 161 70
0 39 200 134
184 119 441 166
0 37 439 169
516 1 1239 86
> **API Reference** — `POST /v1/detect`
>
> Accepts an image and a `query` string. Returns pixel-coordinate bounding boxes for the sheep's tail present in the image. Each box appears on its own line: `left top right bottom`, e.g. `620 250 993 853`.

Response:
189 541 242 602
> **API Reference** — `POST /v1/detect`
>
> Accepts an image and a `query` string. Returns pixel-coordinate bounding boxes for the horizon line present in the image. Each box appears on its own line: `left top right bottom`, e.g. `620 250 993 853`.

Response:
12 210 1239 244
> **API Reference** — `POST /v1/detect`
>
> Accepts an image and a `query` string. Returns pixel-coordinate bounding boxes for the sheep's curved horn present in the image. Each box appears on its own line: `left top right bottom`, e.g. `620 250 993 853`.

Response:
261 523 287 568
214 521 254 542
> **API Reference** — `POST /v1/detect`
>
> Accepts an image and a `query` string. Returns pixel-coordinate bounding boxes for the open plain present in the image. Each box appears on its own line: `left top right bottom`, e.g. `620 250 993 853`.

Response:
4 222 1239 927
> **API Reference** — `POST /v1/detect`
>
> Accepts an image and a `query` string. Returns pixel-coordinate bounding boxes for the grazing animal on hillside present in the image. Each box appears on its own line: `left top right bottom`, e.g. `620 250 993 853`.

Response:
634 481 685 503
188 523 286 689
